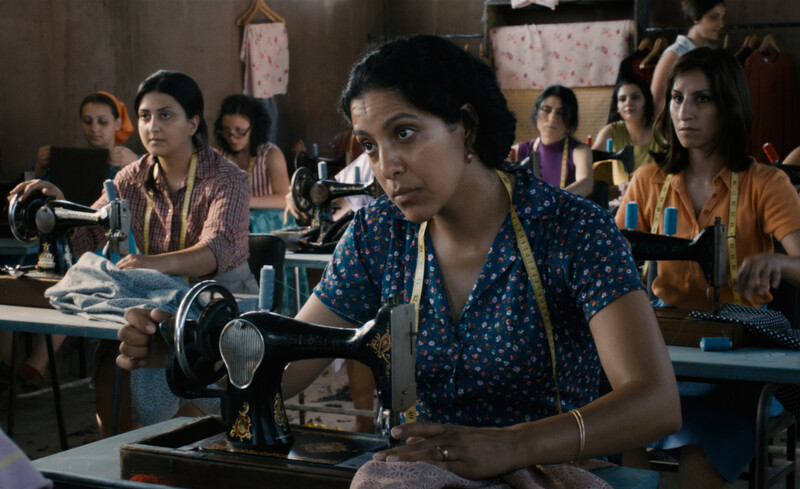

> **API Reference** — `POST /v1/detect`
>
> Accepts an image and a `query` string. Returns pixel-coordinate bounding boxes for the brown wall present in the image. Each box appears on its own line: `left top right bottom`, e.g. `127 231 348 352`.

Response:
0 0 485 181
2 1 796 180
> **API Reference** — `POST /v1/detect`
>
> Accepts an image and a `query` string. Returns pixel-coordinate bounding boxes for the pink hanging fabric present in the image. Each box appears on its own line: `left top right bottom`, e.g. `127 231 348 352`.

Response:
241 23 289 98
491 20 630 89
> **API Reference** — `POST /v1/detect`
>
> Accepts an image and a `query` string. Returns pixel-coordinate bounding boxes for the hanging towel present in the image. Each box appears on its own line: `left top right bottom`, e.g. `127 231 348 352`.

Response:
241 23 289 99
44 253 190 324
491 20 630 89
511 0 558 9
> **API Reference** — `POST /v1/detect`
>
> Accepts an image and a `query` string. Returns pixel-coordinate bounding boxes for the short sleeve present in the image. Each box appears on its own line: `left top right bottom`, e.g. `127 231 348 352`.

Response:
569 208 644 322
313 210 382 325
757 169 800 241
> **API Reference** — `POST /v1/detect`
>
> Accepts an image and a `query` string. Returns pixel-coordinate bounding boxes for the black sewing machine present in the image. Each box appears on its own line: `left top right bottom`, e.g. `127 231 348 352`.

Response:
620 217 726 313
6 181 130 276
275 164 383 253
121 280 417 485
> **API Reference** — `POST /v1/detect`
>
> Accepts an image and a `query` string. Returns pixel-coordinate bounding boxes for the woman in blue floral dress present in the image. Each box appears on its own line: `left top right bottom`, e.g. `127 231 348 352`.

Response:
117 35 680 481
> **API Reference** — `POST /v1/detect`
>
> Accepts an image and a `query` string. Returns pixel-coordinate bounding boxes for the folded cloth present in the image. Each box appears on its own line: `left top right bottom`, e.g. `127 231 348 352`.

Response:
691 303 800 419
511 0 558 9
45 252 190 324
351 460 613 489
491 20 630 89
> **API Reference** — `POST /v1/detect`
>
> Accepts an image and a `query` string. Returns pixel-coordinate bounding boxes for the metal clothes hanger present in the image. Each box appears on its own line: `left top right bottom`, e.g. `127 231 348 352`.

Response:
236 0 286 27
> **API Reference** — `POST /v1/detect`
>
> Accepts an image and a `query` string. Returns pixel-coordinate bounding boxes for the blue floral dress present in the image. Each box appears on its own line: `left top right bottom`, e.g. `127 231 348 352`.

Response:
315 166 643 427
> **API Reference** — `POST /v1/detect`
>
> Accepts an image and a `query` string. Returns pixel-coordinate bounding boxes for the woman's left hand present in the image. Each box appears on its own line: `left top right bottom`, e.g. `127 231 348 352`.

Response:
736 252 787 303
373 422 521 480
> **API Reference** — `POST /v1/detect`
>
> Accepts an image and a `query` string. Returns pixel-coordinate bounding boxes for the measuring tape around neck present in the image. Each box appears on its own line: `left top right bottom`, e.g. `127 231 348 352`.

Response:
647 171 740 304
143 152 199 255
534 137 569 189
411 169 564 414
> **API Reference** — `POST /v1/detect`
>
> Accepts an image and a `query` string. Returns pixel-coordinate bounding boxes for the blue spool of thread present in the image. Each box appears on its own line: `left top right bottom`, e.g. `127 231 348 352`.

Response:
606 138 613 152
700 337 732 351
353 166 361 184
624 202 638 229
317 161 328 180
259 265 275 311
663 207 678 236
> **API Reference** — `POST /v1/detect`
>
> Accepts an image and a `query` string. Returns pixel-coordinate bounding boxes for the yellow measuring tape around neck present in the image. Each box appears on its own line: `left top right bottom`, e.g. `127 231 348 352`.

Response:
648 171 741 304
410 169 564 414
143 152 198 255
533 137 569 189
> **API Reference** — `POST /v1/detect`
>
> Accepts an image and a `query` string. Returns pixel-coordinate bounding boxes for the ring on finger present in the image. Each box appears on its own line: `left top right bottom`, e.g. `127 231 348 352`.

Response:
436 445 450 462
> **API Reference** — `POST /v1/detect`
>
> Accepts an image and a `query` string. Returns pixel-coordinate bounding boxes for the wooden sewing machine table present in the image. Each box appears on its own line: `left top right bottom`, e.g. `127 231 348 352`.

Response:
654 307 749 349
118 416 385 489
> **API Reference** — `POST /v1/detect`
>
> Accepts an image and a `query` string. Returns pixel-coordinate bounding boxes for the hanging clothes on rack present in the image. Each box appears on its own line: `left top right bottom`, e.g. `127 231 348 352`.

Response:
735 34 759 65
745 35 799 161
238 1 289 100
616 37 663 86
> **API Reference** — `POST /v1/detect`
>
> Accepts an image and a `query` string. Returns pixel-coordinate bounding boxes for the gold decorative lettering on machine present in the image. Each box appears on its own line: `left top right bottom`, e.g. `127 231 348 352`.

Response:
367 331 392 378
273 393 289 432
230 402 254 441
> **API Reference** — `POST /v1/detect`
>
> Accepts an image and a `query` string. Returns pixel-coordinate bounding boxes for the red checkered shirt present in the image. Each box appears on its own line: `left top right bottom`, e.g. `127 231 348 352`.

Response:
70 146 250 275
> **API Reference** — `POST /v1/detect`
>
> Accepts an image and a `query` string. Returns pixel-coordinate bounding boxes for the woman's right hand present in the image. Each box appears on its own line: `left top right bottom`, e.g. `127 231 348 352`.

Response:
283 190 309 225
34 145 51 177
116 307 173 370
9 179 65 202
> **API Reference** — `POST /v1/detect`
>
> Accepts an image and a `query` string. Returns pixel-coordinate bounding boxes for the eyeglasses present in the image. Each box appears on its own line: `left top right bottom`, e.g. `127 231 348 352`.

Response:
222 125 252 138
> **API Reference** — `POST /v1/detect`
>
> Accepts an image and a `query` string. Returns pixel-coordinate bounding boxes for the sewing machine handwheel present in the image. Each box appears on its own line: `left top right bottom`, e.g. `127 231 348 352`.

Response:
174 281 239 386
291 166 315 214
7 192 48 243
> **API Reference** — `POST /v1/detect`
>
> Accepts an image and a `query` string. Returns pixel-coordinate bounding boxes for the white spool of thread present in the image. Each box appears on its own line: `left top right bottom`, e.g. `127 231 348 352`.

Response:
259 265 275 311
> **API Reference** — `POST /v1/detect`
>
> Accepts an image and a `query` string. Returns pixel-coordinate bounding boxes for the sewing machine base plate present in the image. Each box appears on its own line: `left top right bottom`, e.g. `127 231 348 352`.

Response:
120 416 388 489
655 307 748 349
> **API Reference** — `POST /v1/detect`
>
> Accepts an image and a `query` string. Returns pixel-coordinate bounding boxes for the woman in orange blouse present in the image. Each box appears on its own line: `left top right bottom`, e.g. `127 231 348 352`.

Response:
617 47 800 488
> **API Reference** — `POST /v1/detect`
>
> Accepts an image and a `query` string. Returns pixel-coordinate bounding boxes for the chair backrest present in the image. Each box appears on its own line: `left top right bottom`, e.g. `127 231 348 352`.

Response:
247 233 286 313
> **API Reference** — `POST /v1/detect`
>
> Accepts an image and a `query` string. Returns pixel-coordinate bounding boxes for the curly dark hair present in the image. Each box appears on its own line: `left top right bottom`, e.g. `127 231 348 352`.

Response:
340 35 516 169
652 47 752 174
213 94 272 157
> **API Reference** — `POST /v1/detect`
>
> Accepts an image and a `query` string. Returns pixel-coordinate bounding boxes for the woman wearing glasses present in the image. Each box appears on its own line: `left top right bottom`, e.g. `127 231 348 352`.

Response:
512 85 593 197
214 94 290 231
